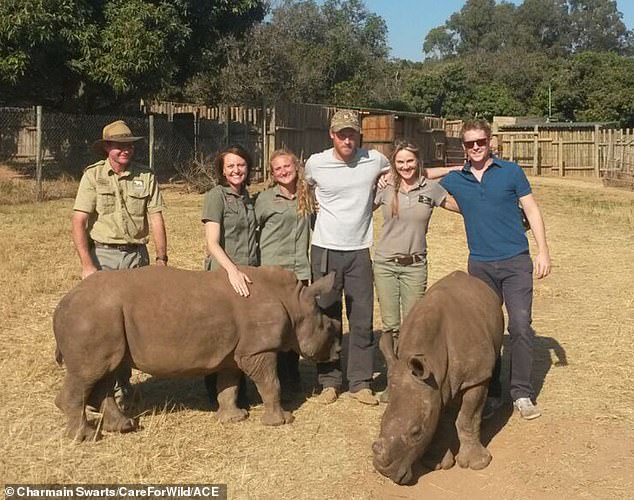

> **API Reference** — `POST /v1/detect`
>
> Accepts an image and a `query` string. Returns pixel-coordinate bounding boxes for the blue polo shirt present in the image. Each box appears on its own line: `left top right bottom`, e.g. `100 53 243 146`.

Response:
440 157 531 262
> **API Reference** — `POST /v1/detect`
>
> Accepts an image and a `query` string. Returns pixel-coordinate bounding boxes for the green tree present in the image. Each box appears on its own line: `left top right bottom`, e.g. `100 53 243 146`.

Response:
568 0 632 53
514 0 571 54
191 0 390 106
0 0 266 110
555 52 634 126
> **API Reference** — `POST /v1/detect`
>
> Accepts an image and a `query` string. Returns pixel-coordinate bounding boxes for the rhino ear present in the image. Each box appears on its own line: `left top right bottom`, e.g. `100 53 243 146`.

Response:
379 331 397 369
407 354 438 389
303 272 336 302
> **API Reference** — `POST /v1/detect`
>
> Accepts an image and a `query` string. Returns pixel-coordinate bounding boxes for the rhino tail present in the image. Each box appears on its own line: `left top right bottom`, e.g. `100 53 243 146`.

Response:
55 346 64 366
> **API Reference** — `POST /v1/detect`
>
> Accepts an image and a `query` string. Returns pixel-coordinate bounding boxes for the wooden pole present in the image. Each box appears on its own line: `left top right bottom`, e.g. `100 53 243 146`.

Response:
510 135 514 162
558 137 564 176
35 105 43 202
261 103 268 184
532 125 539 175
224 104 230 146
593 124 600 178
619 129 625 172
605 129 615 176
148 114 155 171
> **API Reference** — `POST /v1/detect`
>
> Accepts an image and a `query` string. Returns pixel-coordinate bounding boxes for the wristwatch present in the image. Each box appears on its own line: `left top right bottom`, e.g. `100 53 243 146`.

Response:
155 255 168 263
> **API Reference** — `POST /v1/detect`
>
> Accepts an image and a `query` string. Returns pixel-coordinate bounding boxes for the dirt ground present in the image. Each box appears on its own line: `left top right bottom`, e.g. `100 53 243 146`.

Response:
0 176 633 499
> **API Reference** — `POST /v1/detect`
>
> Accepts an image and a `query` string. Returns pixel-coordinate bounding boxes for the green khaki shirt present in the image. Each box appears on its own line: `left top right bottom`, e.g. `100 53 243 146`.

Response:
374 177 447 261
202 185 258 270
73 159 165 244
255 185 311 281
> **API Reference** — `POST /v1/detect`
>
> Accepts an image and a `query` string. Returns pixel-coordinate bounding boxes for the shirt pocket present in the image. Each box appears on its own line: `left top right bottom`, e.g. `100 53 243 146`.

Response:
96 184 116 214
127 190 149 216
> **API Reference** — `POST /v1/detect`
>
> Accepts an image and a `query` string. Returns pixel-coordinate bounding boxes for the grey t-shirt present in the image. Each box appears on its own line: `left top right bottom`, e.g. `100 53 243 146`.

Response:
305 147 390 250
374 177 447 261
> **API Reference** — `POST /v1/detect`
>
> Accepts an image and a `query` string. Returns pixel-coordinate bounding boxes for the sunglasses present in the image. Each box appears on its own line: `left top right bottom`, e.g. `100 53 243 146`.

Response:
463 138 488 149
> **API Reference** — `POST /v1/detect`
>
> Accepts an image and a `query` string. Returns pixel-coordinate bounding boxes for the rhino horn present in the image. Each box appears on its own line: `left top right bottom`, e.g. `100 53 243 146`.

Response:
407 354 438 389
379 331 397 369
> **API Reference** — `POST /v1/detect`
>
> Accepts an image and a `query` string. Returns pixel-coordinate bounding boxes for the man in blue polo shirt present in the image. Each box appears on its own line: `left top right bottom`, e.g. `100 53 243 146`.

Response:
440 119 551 421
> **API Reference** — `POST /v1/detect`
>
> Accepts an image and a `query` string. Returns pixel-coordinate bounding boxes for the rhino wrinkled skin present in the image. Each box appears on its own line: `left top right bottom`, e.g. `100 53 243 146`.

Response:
372 271 504 484
53 266 340 441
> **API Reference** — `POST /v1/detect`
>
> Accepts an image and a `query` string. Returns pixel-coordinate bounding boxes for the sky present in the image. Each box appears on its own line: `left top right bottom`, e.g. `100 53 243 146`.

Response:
363 0 634 62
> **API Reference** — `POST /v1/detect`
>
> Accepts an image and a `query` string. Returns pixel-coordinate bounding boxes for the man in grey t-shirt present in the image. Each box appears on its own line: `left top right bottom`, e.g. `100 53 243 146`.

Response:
305 110 390 406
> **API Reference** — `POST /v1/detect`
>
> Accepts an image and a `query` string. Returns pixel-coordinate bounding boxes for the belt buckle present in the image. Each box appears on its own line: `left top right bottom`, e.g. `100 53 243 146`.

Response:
396 256 414 266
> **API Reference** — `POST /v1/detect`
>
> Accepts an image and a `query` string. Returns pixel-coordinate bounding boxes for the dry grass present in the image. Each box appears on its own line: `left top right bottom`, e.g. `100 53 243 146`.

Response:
1 177 633 499
0 177 78 205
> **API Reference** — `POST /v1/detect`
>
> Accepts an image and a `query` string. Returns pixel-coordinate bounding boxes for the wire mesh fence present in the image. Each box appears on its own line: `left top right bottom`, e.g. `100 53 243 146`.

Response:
0 107 204 180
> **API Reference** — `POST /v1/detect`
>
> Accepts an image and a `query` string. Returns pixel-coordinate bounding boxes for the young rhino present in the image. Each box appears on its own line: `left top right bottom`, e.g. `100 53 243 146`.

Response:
372 271 504 484
54 266 340 442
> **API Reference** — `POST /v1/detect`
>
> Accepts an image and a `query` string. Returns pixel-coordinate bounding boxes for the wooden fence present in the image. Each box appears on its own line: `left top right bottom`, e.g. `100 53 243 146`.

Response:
143 101 450 181
495 125 634 184
444 119 634 188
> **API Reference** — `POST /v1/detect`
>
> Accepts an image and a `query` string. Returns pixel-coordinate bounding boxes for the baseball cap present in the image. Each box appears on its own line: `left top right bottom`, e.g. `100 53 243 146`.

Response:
330 110 360 132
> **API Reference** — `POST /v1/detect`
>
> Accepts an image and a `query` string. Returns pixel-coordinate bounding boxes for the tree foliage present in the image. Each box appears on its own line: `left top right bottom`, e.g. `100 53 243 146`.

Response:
0 0 632 127
415 0 634 126
0 0 266 110
184 0 389 106
423 0 632 57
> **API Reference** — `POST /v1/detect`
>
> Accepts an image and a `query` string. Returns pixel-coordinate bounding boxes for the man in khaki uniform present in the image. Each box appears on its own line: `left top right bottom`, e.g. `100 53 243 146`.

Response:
71 120 168 408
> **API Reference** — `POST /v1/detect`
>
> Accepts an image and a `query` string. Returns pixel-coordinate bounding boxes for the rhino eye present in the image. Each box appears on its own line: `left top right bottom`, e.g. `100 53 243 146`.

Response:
410 425 423 438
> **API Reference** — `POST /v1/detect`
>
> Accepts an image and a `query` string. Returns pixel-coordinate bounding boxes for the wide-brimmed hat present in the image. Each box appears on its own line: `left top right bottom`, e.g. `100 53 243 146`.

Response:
330 109 360 132
92 120 143 153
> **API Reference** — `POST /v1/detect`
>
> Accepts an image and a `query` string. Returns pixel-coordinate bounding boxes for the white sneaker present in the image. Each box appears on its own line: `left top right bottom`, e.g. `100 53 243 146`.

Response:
514 397 541 420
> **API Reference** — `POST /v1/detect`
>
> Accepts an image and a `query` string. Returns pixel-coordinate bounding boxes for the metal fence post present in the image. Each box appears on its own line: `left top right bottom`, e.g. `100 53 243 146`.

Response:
148 114 155 171
35 105 43 201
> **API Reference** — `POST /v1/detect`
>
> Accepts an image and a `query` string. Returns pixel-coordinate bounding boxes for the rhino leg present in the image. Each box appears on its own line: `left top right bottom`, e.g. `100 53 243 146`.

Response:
240 352 294 426
55 374 100 442
82 370 138 433
216 370 248 423
455 384 491 470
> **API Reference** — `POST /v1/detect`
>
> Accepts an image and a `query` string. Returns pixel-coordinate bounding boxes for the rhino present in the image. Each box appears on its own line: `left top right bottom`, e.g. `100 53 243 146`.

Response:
372 271 504 484
53 265 340 441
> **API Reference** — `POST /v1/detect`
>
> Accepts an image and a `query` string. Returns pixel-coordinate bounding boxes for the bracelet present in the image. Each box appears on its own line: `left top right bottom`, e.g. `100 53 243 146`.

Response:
155 255 168 263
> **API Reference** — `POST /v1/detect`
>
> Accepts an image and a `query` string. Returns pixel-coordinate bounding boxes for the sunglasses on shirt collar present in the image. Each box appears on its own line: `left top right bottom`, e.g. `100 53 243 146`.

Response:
463 138 488 149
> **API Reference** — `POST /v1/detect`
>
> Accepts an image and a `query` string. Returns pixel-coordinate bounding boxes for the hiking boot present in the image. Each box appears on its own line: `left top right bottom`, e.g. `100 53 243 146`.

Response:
348 388 379 406
514 397 541 420
311 387 338 405
482 396 503 420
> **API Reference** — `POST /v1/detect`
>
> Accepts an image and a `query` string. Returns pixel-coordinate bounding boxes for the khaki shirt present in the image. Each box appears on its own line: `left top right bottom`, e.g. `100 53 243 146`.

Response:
374 177 447 261
202 185 258 269
255 185 311 281
73 159 165 244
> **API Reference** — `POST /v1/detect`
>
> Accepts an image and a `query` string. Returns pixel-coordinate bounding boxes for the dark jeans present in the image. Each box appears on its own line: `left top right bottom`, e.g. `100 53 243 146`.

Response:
468 253 535 401
311 245 375 393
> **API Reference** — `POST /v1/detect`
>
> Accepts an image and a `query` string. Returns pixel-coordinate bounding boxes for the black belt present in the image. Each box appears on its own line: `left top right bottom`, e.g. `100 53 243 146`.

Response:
387 254 424 266
94 242 144 251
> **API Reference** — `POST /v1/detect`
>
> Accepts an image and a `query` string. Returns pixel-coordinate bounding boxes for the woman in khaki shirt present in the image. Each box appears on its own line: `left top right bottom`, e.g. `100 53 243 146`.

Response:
374 141 459 401
255 149 314 397
201 144 258 408
201 145 258 296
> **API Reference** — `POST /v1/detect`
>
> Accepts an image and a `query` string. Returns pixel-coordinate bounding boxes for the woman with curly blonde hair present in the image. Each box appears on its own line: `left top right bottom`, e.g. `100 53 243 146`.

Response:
255 148 315 397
